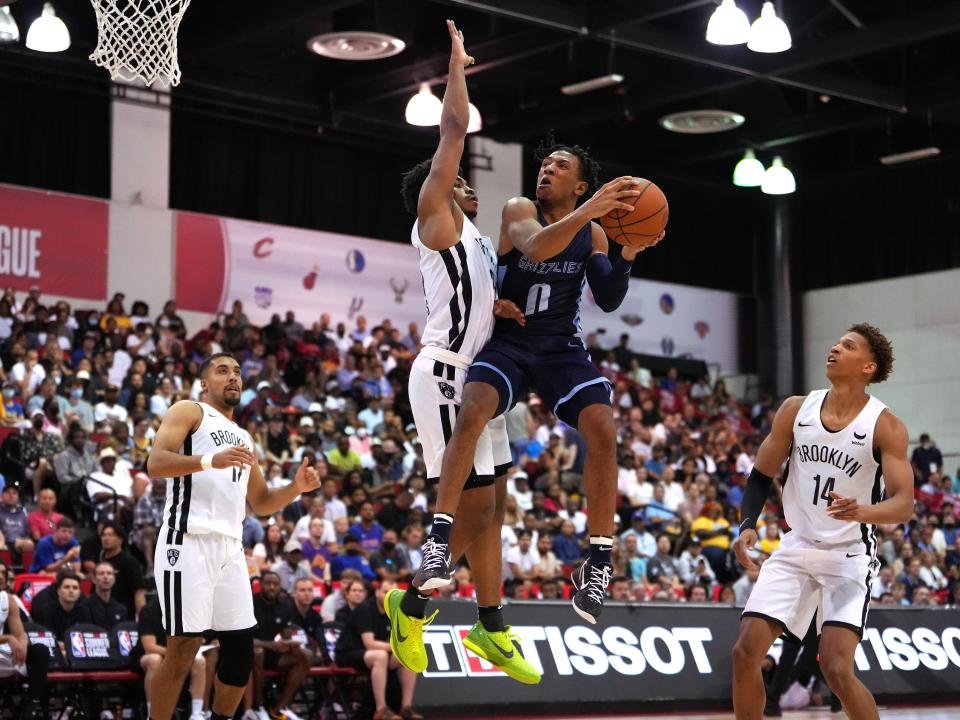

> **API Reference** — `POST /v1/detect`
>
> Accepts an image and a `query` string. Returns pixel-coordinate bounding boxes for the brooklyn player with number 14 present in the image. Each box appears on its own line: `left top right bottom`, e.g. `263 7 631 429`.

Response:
731 323 913 720
146 353 321 720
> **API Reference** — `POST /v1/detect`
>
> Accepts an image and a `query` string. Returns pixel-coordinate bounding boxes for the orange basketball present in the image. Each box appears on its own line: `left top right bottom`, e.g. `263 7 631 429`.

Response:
600 178 669 248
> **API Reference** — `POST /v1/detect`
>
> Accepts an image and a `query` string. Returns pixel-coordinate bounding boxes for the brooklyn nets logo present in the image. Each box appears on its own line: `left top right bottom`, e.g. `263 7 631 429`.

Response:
167 549 180 567
438 381 456 400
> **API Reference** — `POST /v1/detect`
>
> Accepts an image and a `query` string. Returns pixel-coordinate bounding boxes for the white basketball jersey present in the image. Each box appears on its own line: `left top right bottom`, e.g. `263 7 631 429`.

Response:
162 402 253 541
0 592 8 630
413 215 498 362
782 389 887 550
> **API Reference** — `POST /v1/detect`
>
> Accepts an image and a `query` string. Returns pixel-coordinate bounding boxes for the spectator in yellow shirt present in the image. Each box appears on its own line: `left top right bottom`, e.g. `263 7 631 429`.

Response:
758 517 782 556
326 434 363 477
690 502 732 578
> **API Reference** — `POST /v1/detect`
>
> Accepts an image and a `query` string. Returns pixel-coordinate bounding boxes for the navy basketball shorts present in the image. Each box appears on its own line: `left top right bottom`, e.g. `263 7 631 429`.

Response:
466 334 612 427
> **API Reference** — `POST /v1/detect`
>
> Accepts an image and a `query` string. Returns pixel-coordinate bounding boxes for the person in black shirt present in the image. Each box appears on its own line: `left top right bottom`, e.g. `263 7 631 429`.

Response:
86 562 126 629
290 577 322 659
32 573 92 652
136 596 208 720
96 521 145 619
251 571 311 719
911 433 943 484
334 580 420 720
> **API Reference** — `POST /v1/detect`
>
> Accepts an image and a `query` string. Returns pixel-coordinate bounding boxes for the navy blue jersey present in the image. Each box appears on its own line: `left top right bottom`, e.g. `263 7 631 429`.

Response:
494 206 593 337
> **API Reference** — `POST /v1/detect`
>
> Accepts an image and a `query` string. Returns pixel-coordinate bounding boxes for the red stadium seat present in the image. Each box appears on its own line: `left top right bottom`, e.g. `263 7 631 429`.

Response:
0 549 13 566
312 578 327 599
13 573 55 609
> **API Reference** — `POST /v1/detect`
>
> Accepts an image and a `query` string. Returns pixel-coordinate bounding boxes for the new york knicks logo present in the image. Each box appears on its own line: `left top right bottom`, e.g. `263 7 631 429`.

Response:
167 549 180 566
345 249 366 273
438 381 456 400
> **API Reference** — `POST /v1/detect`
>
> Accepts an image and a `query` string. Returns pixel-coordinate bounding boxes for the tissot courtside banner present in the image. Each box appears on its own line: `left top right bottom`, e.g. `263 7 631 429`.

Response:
0 184 109 299
413 601 960 713
174 211 739 369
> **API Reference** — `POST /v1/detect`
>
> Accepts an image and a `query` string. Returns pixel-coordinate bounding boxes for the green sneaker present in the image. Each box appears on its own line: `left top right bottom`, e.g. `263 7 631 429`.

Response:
462 622 541 685
386 589 437 674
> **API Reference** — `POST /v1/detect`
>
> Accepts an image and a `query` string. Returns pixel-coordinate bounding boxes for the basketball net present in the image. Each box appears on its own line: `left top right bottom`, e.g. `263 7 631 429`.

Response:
88 0 191 88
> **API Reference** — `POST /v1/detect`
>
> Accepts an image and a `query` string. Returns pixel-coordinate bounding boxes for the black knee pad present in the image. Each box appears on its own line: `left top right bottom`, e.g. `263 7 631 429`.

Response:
215 631 255 687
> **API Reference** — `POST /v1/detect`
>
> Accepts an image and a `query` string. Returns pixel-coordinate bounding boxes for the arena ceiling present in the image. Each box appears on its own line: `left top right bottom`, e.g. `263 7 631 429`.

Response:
2 0 960 186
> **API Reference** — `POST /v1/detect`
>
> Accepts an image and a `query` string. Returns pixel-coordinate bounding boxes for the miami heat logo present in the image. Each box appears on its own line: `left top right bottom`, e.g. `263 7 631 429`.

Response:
438 381 456 400
167 549 180 566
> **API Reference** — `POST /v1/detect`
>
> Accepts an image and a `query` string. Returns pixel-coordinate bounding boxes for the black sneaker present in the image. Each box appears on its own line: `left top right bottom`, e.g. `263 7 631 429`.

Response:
413 537 453 592
571 560 612 624
830 695 843 713
763 702 782 717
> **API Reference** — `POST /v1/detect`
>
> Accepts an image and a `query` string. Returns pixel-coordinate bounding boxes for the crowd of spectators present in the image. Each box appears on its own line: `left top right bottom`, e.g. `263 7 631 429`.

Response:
0 288 957 714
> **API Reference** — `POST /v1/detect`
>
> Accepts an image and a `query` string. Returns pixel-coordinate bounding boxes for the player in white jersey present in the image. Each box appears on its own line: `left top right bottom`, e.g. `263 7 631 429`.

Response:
146 353 320 720
387 20 539 687
0 563 48 718
731 323 913 720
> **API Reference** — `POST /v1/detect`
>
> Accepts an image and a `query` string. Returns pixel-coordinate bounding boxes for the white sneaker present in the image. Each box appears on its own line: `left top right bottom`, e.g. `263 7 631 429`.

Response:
255 708 271 720
277 709 302 720
189 714 205 720
241 711 259 720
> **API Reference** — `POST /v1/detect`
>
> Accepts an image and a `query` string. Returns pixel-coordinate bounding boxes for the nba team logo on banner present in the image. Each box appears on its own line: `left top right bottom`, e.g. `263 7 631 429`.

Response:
253 237 275 258
167 549 180 566
694 320 710 339
661 336 675 356
620 313 643 327
70 631 87 658
659 293 675 314
345 249 366 273
254 286 273 309
390 277 409 304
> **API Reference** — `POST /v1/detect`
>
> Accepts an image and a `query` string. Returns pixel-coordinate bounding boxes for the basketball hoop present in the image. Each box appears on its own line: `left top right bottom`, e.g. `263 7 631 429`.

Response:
88 0 191 88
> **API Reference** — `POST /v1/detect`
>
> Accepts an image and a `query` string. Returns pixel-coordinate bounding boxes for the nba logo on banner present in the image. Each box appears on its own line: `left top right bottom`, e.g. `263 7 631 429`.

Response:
70 632 87 658
118 631 133 656
167 549 180 566
345 249 365 273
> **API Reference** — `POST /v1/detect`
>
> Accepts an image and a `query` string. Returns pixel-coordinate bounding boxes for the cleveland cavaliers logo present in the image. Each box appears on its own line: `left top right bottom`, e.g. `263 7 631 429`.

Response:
167 549 180 566
438 381 456 400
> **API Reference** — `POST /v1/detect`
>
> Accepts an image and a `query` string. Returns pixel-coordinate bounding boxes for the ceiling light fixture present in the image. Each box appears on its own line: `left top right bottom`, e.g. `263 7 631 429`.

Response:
761 156 796 195
660 109 745 134
0 6 19 44
747 2 792 53
467 102 482 134
26 2 69 53
405 83 442 126
879 147 941 165
733 149 765 187
706 0 750 46
306 31 405 61
561 73 624 96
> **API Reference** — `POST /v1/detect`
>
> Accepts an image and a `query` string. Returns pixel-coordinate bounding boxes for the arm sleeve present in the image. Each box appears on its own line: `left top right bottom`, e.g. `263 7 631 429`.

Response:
585 253 633 312
739 467 774 531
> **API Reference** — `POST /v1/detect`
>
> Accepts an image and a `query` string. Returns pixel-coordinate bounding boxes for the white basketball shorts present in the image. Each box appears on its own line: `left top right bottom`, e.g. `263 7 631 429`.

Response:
410 353 511 490
155 529 256 636
742 531 878 639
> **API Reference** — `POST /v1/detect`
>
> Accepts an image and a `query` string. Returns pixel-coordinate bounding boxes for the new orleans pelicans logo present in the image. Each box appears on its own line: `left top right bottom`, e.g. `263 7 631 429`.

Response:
438 381 456 400
167 549 180 566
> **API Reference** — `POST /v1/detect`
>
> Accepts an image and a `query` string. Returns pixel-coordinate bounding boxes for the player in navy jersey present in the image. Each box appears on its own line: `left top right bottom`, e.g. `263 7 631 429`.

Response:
413 137 663 623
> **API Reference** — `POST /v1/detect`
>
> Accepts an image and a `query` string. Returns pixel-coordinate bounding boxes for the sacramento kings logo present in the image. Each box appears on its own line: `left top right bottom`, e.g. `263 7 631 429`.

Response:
167 549 180 566
345 249 366 273
438 381 456 400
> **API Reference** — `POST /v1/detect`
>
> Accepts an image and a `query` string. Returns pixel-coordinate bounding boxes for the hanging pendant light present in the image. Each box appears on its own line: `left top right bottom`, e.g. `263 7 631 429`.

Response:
26 2 70 53
404 83 442 126
761 156 796 195
706 0 750 46
747 2 792 53
733 149 765 187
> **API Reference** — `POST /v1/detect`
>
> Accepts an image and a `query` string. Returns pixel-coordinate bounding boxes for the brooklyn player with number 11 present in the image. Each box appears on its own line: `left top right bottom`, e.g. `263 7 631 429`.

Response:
731 323 913 720
146 353 321 720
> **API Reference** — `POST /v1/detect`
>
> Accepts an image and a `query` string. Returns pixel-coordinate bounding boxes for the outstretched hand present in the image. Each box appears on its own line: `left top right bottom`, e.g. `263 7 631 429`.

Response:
447 19 474 68
732 528 759 571
494 299 525 326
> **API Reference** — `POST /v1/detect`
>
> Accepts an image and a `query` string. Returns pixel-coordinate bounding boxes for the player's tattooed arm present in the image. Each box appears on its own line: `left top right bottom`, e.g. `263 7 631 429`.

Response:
827 410 913 524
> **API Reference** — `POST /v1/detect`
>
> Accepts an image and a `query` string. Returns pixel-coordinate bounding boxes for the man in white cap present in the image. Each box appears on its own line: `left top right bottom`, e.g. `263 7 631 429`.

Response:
88 447 135 522
273 538 313 593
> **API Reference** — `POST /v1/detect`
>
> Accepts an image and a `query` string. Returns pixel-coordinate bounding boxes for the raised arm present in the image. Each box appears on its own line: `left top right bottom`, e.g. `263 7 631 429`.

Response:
733 395 804 569
416 19 475 252
499 178 642 263
146 401 252 479
827 410 914 525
